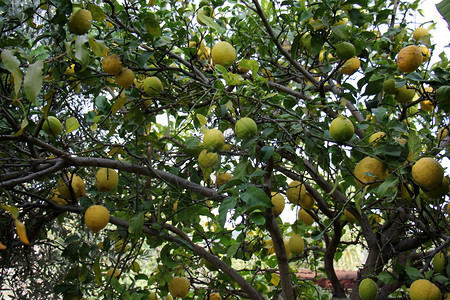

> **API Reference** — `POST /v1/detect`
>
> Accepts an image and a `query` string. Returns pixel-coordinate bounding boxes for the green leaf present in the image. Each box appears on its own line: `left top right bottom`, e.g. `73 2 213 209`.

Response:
12 118 28 136
218 196 237 228
88 38 108 58
241 186 271 212
238 59 259 77
437 0 450 29
143 13 161 37
128 212 144 237
405 267 423 280
87 3 105 21
1 49 23 97
196 113 207 126
112 96 127 114
260 146 274 161
226 242 240 257
408 130 421 161
65 117 80 134
160 244 179 268
376 174 399 197
24 60 44 104
0 204 19 219
75 35 90 70
196 14 225 33
377 271 396 284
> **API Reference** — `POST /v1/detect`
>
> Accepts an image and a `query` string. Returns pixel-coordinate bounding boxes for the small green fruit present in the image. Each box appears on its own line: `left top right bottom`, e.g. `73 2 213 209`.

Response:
42 116 63 136
359 278 377 300
234 117 258 140
143 76 163 96
203 129 225 152
335 42 356 60
432 251 446 273
382 79 397 94
395 85 416 104
329 115 354 142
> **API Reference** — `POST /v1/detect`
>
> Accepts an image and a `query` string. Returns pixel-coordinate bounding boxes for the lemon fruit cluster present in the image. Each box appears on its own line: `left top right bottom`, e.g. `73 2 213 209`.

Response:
67 9 92 35
84 205 110 233
169 276 190 298
286 181 306 205
95 168 119 192
42 116 63 137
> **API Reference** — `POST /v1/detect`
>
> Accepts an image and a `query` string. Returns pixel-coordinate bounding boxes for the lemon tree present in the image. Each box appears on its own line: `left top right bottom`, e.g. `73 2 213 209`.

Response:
0 0 450 299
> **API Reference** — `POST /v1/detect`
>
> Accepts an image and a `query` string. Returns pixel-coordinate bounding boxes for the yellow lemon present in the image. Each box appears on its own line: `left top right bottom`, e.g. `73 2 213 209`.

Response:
286 180 307 205
409 279 441 300
340 57 360 75
102 54 123 75
368 132 386 145
413 27 429 41
235 117 258 140
169 276 190 298
271 192 285 217
420 100 433 111
115 68 134 88
412 157 444 191
298 209 314 226
198 150 218 169
57 173 85 200
50 189 68 206
211 41 236 67
419 46 431 62
95 168 119 192
288 233 305 256
354 157 387 188
300 192 315 210
397 45 423 73
216 172 232 187
143 76 163 96
209 293 221 300
85 205 110 233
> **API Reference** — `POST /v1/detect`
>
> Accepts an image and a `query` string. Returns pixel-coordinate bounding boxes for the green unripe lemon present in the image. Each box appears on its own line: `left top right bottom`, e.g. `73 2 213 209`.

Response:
329 115 354 142
198 150 218 169
235 117 258 140
382 79 397 94
432 251 446 273
143 76 163 96
359 278 377 300
203 129 225 152
67 9 92 35
395 85 416 104
211 41 236 67
436 85 450 104
288 233 305 256
42 116 63 136
335 42 356 60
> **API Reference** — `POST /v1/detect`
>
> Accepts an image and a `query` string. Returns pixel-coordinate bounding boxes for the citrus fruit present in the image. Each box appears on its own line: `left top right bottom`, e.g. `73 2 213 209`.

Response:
189 40 208 60
84 205 110 233
216 172 232 187
271 192 285 217
395 85 416 104
115 68 134 88
329 115 354 142
335 42 356 60
196 6 214 26
411 157 444 190
211 41 236 67
359 278 377 300
436 85 450 104
95 168 119 192
432 251 446 273
339 57 360 75
426 177 449 199
420 100 433 111
382 79 397 94
102 54 123 75
300 192 315 210
298 209 314 226
42 116 63 136
438 127 449 141
413 27 429 41
409 279 441 300
235 117 258 140
50 189 68 206
397 45 423 73
57 173 86 200
148 292 158 300
344 209 358 223
368 132 386 144
354 156 387 188
67 9 92 35
143 76 163 96
209 293 221 300
169 276 190 298
198 150 218 169
419 46 431 62
203 129 225 152
284 239 291 257
286 180 306 205
288 233 305 256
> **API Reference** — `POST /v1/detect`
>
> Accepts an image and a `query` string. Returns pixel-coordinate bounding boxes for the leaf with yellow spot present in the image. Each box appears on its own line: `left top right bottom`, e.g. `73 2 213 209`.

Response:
196 113 207 126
